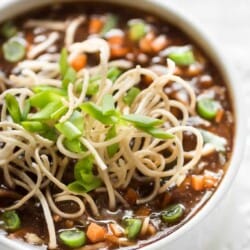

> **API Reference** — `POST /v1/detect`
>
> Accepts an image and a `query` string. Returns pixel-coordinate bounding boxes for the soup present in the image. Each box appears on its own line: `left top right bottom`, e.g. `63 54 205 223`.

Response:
0 2 234 250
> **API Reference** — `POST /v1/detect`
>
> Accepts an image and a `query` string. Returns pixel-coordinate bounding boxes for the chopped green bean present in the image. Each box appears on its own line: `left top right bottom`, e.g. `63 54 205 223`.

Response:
2 210 21 231
106 125 119 157
123 218 142 240
5 94 22 123
101 14 118 36
161 204 184 224
2 40 26 63
197 98 219 120
102 94 115 116
129 21 146 41
55 121 82 140
168 48 195 66
59 229 86 248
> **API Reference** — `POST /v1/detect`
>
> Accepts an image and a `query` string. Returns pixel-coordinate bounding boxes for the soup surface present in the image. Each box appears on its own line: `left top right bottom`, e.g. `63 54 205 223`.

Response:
0 2 234 250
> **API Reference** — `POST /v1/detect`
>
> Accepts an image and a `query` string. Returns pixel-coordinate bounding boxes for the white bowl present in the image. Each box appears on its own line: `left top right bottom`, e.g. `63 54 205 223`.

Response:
0 0 246 250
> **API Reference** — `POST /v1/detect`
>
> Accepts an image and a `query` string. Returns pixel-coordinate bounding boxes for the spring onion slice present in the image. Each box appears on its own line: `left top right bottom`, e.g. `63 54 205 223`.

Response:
122 114 163 128
5 94 22 123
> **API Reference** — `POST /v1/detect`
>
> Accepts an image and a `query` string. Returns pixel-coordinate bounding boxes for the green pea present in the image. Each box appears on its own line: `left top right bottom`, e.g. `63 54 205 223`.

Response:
123 218 142 240
197 98 219 120
161 204 184 224
2 210 21 231
59 229 86 248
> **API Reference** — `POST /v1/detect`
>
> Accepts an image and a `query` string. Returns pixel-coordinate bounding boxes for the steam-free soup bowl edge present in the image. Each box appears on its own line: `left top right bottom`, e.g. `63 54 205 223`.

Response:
0 0 246 249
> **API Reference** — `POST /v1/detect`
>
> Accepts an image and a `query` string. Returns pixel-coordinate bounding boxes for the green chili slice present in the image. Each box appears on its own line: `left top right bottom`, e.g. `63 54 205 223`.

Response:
161 204 184 224
59 229 86 248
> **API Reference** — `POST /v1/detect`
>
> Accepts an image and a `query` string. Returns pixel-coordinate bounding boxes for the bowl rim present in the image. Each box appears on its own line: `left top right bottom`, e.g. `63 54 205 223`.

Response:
0 0 246 249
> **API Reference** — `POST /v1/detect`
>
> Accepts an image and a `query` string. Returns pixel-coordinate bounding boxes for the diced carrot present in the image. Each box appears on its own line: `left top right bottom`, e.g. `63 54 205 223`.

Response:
53 214 62 222
151 35 168 53
139 37 152 53
124 187 138 205
161 193 172 208
64 219 74 228
204 175 218 189
108 35 124 46
105 234 119 245
185 64 202 77
147 224 156 236
70 54 87 71
110 46 129 58
109 223 123 237
142 75 153 85
174 66 183 76
89 18 103 34
191 175 204 191
136 206 151 216
86 223 106 243
215 109 224 123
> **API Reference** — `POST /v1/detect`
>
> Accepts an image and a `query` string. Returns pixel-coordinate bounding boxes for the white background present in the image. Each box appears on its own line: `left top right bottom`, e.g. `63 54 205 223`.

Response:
1 0 250 249
160 0 250 249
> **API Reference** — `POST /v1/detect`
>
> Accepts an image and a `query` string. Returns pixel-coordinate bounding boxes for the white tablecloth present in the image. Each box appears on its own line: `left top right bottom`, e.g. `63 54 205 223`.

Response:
1 0 250 249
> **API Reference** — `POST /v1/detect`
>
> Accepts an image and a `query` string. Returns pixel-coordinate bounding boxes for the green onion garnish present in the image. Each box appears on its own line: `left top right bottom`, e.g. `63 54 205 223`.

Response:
122 114 163 128
5 94 22 123
123 87 140 106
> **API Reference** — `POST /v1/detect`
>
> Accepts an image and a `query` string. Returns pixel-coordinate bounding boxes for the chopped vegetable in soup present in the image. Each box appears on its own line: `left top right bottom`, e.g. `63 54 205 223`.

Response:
0 2 234 250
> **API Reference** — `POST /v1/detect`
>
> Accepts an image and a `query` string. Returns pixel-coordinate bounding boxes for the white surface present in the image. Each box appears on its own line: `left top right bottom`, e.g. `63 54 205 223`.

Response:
160 0 250 250
0 0 249 250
